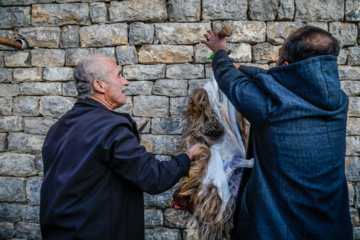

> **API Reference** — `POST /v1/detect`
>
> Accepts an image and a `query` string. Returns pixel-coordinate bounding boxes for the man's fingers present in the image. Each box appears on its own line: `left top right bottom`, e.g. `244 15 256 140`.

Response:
207 30 215 37
200 40 208 44
214 29 218 37
203 34 210 38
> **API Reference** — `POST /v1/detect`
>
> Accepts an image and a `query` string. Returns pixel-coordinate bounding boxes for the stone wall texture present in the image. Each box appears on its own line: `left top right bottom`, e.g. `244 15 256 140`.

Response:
0 0 359 239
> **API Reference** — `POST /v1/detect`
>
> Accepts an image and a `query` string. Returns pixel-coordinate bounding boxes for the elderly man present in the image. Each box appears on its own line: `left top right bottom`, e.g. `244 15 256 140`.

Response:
40 56 202 240
202 26 353 239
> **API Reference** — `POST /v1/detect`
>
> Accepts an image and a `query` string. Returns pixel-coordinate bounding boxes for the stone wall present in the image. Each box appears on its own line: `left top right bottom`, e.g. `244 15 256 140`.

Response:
0 0 359 239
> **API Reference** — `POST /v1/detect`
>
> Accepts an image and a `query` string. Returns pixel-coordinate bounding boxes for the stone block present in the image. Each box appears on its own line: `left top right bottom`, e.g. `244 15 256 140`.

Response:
65 48 97 67
170 97 188 117
248 0 278 21
330 23 357 47
115 96 132 115
194 44 212 63
0 153 36 177
355 227 360 240
60 25 80 48
155 155 172 161
32 3 90 26
144 209 163 227
341 81 360 97
14 222 41 240
0 133 6 151
141 135 181 155
0 7 31 28
152 80 188 97
346 0 360 22
189 79 209 93
306 22 329 31
346 137 360 156
133 96 169 117
252 43 281 63
43 67 73 81
145 228 181 240
39 96 76 118
214 21 266 44
129 22 154 46
139 45 194 64
133 117 150 134
13 97 39 116
349 181 355 206
25 177 42 205
151 118 183 134
0 84 20 97
0 97 13 115
0 222 15 239
8 133 45 154
155 22 211 45
0 69 13 83
0 116 23 132
13 68 42 83
109 0 167 22
96 47 117 63
205 64 212 78
166 64 204 79
351 207 360 227
168 0 200 22
267 22 305 45
228 43 252 62
34 154 43 176
0 177 26 202
0 51 5 67
348 47 360 65
339 66 360 80
15 27 60 48
80 23 128 47
277 0 295 20
63 81 77 97
163 208 188 228
123 64 166 80
31 49 65 67
2 0 53 5
4 51 31 67
346 156 360 181
22 205 40 223
347 118 360 136
202 0 247 20
24 117 57 135
0 203 23 222
90 2 108 23
116 45 138 65
126 81 153 96
349 97 360 116
295 0 344 22
144 189 173 208
338 49 348 65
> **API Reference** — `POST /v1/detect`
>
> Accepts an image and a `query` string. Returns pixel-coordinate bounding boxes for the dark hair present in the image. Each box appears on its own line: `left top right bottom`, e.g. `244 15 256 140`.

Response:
279 26 340 65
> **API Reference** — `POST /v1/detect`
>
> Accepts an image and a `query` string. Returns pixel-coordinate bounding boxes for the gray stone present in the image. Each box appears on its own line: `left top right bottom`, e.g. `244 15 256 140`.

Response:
267 22 305 45
34 154 43 175
170 97 188 117
349 97 360 117
2 0 53 5
349 181 355 206
277 0 295 20
139 45 194 64
13 68 42 83
116 46 138 65
144 209 163 227
202 0 247 20
26 177 42 205
347 118 360 136
152 80 188 97
63 81 77 97
145 228 181 240
194 44 213 63
96 47 117 63
339 66 360 80
141 135 181 155
0 153 36 177
155 155 173 161
65 48 97 67
228 43 252 62
15 27 60 48
341 81 360 97
0 203 23 222
0 222 15 239
0 177 26 202
13 97 39 116
248 0 278 21
155 22 211 45
39 96 76 118
14 222 41 240
4 51 31 67
21 82 62 96
166 64 204 79
32 3 90 26
90 2 108 23
338 49 348 65
24 117 57 135
329 22 357 47
0 84 20 97
31 49 65 67
129 22 154 46
205 64 212 78
183 228 199 240
133 117 150 134
189 79 209 93
80 23 128 47
347 137 360 156
0 7 31 28
126 81 153 96
356 183 360 208
115 96 132 115
0 97 13 115
252 43 281 63
8 133 45 154
0 69 13 83
43 67 74 81
22 206 40 223
355 227 360 240
0 51 5 67
295 0 344 22
351 207 360 227
348 47 360 65
144 189 173 208
0 116 23 132
0 133 6 151
168 0 200 22
306 22 329 31
109 0 167 22
123 64 165 80
163 208 188 228
60 25 80 48
133 96 169 117
346 0 360 22
151 118 183 134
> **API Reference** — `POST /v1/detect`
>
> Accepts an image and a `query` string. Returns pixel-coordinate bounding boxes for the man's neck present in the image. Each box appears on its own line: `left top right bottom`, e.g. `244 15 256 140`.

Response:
90 95 116 111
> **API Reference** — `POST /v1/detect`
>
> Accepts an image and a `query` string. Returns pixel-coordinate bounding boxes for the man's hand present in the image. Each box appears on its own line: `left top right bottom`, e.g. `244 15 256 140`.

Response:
201 29 227 54
233 62 240 69
186 143 208 161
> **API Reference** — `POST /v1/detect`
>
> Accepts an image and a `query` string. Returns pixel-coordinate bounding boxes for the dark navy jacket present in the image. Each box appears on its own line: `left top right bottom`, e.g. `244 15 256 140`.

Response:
212 50 352 240
40 98 191 240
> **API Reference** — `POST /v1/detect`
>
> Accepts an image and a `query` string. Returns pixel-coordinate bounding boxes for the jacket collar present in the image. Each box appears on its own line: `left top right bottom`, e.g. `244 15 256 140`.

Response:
75 97 110 111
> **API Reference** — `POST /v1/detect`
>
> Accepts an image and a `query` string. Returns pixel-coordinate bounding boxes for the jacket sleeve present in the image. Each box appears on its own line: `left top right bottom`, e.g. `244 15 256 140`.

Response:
102 124 191 194
212 50 276 126
238 65 267 79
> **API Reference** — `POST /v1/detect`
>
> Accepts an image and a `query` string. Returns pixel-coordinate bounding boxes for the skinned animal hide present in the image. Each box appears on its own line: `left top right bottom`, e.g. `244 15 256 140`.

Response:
172 72 253 239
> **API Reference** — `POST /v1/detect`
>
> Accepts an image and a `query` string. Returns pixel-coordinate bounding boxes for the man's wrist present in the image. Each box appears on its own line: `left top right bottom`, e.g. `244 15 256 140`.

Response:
213 48 227 55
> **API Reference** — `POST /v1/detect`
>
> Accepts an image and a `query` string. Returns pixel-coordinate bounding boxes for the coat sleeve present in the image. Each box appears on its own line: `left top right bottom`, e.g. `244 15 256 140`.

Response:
212 50 277 126
238 65 267 79
102 124 191 194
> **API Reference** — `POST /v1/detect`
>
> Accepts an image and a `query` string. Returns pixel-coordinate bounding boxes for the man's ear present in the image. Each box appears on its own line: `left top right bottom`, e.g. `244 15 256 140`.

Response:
93 80 106 93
